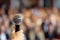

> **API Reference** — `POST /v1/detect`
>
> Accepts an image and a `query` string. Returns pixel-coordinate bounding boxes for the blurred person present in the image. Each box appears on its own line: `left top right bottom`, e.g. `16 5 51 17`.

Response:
24 17 35 40
8 7 17 27
23 8 33 35
29 18 45 40
48 8 60 27
46 8 57 26
29 7 45 40
0 24 9 40
23 8 35 40
4 18 11 38
42 17 50 38
35 18 45 40
23 16 34 40
53 8 60 24
0 4 7 21
4 18 9 29
23 8 32 28
45 23 57 40
49 14 56 26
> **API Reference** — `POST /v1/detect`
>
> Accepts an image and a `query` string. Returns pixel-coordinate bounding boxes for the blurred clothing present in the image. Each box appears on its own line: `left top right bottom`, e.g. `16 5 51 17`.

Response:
0 33 7 40
43 24 48 32
0 33 9 40
45 31 57 40
42 22 49 33
29 30 45 40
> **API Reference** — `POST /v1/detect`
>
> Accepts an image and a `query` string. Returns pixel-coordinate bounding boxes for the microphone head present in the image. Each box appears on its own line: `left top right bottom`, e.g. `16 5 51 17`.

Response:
13 14 23 25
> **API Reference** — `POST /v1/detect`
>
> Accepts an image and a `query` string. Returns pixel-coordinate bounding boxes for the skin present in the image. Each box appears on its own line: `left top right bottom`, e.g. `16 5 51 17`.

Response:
11 24 25 40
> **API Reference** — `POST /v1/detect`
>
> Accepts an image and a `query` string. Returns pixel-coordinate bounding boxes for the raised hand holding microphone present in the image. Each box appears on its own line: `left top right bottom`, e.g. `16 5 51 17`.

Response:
11 14 25 40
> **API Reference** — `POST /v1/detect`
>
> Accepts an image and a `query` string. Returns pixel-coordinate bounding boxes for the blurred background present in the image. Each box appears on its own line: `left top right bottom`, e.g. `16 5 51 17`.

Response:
0 0 60 40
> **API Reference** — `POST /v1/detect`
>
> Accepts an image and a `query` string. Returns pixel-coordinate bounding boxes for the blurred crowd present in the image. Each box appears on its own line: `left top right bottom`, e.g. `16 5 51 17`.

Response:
0 4 60 40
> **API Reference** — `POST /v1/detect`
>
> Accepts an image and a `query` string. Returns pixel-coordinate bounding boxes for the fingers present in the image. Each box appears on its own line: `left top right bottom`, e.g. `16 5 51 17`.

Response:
11 29 24 40
16 30 24 40
20 30 23 33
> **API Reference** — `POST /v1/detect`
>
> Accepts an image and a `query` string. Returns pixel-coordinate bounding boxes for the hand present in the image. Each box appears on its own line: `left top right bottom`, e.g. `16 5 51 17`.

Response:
11 25 24 40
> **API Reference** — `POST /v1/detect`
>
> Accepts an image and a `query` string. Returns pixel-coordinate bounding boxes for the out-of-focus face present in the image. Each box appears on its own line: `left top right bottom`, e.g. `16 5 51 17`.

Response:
0 8 5 15
4 19 9 29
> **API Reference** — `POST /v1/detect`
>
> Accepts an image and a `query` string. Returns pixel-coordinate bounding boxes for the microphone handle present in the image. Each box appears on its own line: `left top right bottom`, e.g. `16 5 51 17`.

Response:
15 25 20 32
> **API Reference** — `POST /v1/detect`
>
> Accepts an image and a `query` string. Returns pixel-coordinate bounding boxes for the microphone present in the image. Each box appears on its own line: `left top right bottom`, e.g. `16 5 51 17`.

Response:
13 14 23 32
